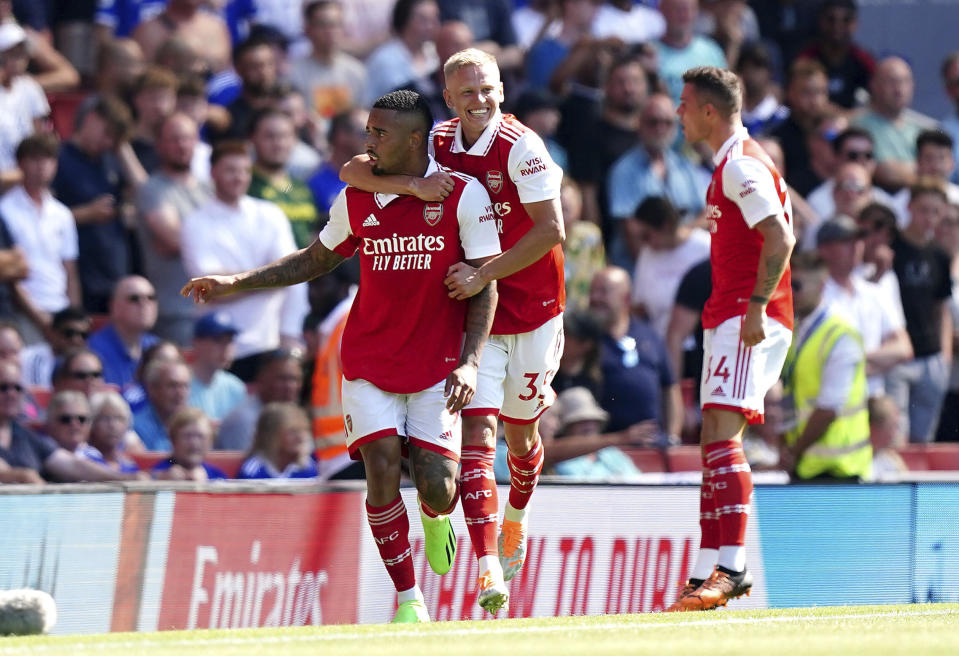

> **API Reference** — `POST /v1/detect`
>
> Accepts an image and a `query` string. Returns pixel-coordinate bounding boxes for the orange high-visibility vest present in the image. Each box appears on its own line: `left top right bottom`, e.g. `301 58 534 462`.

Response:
311 308 350 461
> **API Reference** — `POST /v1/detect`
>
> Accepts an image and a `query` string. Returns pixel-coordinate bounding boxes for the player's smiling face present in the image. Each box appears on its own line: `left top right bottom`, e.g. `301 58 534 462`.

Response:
444 62 504 140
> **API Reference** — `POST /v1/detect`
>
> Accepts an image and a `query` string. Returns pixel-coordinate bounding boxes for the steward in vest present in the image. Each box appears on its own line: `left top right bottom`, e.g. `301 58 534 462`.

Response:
781 252 872 480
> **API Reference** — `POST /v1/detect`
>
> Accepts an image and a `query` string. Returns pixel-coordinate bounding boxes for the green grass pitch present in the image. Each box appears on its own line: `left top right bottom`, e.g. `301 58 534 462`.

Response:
2 604 957 656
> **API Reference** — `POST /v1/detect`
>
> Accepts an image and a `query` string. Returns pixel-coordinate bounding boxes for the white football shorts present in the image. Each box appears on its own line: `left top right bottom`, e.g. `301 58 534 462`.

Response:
700 314 791 424
464 313 565 424
341 377 461 462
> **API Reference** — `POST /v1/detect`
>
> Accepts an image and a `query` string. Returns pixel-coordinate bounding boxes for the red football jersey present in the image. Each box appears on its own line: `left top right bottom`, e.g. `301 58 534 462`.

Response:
319 160 501 394
702 128 794 331
430 112 565 335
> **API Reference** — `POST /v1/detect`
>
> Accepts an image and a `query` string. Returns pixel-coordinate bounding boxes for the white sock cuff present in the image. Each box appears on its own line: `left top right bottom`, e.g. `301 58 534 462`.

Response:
691 548 719 581
718 545 747 572
503 503 527 523
397 585 424 604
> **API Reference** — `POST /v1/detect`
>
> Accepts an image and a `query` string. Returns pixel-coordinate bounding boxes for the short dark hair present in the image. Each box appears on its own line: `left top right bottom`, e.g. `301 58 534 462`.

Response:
177 74 207 99
52 347 103 385
832 126 873 155
858 202 897 234
255 348 302 379
247 107 293 137
909 177 949 205
75 94 133 141
131 65 178 97
304 0 338 22
681 66 742 117
16 132 59 161
916 129 954 154
232 34 274 66
210 139 250 166
736 42 773 71
790 250 826 273
372 89 433 135
941 51 959 80
52 306 90 329
634 196 681 231
818 0 857 17
391 0 432 35
328 109 361 142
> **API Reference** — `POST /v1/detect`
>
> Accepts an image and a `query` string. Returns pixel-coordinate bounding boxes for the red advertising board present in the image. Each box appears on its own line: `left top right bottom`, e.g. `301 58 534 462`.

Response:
156 491 365 630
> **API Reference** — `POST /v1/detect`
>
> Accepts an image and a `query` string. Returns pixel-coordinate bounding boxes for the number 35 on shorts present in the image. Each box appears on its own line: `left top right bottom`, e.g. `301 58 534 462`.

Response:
518 371 553 401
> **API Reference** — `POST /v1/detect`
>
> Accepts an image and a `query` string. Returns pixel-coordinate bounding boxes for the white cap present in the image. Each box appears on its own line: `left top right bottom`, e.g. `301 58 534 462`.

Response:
0 23 27 52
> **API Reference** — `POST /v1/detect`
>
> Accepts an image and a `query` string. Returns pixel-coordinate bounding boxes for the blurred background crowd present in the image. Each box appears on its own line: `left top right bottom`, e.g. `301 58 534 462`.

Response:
0 0 956 486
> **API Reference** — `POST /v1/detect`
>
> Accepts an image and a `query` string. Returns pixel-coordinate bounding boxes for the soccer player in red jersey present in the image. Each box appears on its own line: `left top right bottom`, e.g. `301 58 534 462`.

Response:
341 48 565 615
181 90 502 624
670 66 796 611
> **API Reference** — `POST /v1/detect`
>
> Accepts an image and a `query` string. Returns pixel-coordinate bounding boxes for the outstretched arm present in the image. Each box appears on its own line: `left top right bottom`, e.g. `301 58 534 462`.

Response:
181 239 346 304
742 214 795 347
445 255 498 412
446 196 565 299
340 154 454 201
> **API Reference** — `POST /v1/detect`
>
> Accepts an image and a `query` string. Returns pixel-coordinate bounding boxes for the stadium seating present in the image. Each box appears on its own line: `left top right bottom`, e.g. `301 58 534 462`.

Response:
898 444 959 471
130 451 246 478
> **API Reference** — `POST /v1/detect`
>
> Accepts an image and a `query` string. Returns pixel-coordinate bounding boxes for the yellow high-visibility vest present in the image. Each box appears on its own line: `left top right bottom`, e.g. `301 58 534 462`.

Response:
783 309 872 480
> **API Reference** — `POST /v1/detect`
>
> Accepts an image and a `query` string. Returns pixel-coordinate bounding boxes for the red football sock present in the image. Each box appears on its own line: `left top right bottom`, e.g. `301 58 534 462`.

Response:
704 440 753 547
366 496 415 592
460 446 499 557
507 436 544 511
699 466 720 550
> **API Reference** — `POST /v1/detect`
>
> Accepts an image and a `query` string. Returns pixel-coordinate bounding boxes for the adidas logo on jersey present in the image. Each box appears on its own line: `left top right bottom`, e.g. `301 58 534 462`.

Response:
711 385 726 397
363 214 379 227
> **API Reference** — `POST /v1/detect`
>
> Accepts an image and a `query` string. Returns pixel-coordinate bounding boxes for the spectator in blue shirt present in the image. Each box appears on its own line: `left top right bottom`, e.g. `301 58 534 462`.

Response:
308 108 367 216
606 92 708 268
588 266 682 443
188 312 246 421
151 407 226 480
88 275 160 395
133 359 191 451
238 402 317 479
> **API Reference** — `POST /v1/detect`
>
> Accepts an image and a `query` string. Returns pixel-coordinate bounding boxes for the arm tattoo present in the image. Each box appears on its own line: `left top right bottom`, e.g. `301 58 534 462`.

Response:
759 253 787 299
233 242 345 292
459 281 497 368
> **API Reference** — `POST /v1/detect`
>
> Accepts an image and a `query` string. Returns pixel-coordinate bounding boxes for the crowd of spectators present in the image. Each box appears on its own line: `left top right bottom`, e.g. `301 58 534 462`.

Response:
0 0 957 486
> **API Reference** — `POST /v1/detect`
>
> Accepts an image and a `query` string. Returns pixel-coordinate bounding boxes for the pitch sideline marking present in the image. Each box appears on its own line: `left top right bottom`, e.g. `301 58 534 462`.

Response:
2 608 957 653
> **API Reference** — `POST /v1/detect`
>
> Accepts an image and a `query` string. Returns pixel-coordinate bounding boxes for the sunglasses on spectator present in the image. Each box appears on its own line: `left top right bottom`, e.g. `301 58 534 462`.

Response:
0 382 23 393
59 328 89 340
69 370 103 380
126 294 157 303
57 414 89 425
843 150 874 162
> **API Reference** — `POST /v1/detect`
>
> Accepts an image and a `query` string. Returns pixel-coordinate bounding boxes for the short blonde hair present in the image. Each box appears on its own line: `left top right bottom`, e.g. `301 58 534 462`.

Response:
167 407 213 444
90 390 132 426
443 48 498 80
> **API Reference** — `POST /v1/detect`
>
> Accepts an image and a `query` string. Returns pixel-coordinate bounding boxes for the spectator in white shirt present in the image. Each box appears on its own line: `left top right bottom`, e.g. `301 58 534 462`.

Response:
816 215 913 398
630 196 711 340
804 127 897 249
0 133 80 338
363 0 440 106
891 130 959 224
180 140 308 382
0 22 50 188
20 306 90 388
